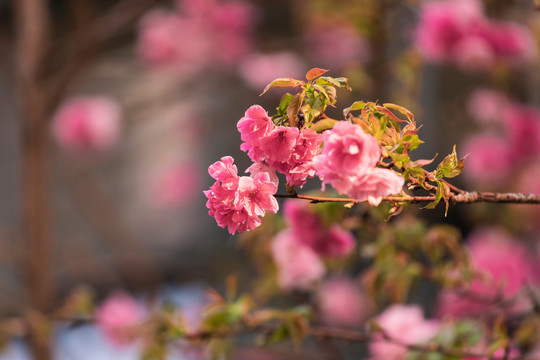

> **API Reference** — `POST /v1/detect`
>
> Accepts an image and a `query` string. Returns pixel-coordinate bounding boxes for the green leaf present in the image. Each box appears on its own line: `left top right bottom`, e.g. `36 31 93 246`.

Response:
316 76 351 90
343 101 366 117
260 78 305 95
436 145 466 179
310 119 338 133
277 93 294 116
306 68 329 81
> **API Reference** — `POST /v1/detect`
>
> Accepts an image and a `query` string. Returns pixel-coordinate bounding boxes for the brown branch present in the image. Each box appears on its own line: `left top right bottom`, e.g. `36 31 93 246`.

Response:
14 0 54 359
275 191 540 206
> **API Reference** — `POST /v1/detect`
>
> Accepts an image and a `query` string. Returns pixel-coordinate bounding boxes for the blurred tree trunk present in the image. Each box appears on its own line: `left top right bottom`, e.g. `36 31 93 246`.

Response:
14 1 53 360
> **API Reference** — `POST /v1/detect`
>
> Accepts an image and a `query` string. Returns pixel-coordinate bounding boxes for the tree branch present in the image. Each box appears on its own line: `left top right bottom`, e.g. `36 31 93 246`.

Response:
275 191 540 206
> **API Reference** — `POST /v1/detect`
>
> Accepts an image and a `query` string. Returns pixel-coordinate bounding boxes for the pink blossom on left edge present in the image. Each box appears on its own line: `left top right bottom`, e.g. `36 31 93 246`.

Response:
204 156 278 234
52 96 122 153
96 292 146 346
313 121 404 206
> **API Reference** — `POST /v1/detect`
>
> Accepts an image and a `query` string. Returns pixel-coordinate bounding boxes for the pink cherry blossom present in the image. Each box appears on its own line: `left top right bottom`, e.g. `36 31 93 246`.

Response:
452 36 494 72
317 277 370 327
246 161 279 186
271 229 325 290
348 168 405 206
137 11 211 69
369 305 439 360
205 156 278 234
313 122 403 204
436 227 534 318
237 105 274 144
138 1 255 69
96 292 146 346
461 133 512 186
283 199 355 258
52 96 122 153
414 0 535 70
314 121 380 177
259 126 299 165
414 0 484 62
239 52 306 90
502 105 540 161
467 88 509 124
485 22 536 63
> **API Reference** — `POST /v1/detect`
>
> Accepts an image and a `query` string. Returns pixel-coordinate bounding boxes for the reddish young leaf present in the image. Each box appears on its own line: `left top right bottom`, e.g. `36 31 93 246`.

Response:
306 68 329 81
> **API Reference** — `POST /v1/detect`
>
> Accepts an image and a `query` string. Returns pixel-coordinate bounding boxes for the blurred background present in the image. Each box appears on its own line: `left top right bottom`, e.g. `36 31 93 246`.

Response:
0 0 539 358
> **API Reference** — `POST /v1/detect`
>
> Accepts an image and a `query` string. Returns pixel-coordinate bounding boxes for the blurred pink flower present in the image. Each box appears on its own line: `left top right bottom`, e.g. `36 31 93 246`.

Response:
137 11 211 69
436 227 534 318
467 88 509 124
452 36 494 72
139 1 255 69
369 305 439 360
317 277 369 327
502 104 540 161
414 0 484 62
271 229 325 291
52 96 121 153
414 0 535 70
461 133 512 186
151 161 202 209
304 22 370 69
96 292 146 346
239 52 306 90
205 156 278 234
283 199 355 258
485 22 537 63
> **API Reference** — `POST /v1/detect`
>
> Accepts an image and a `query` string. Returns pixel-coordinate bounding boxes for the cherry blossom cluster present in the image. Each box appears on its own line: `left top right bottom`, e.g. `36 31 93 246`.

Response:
238 105 323 187
414 0 535 71
138 0 254 69
206 102 406 234
204 156 279 234
271 200 355 290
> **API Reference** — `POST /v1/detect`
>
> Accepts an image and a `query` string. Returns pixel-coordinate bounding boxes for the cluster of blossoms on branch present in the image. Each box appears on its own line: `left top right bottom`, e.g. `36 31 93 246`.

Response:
204 69 420 234
414 0 535 71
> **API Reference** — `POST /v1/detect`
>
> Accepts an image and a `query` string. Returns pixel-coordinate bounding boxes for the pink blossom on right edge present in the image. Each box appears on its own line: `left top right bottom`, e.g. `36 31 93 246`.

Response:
369 304 439 360
461 133 512 187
